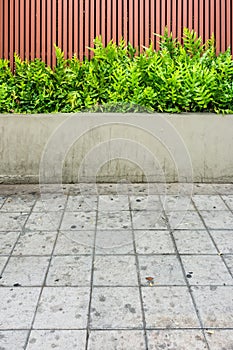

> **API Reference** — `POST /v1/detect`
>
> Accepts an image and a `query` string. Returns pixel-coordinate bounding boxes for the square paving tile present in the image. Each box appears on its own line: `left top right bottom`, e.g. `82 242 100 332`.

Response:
213 184 233 195
0 287 40 329
12 231 57 256
27 330 86 349
181 255 233 285
61 211 96 230
223 255 233 274
192 286 233 328
142 286 199 328
99 195 129 211
93 255 138 286
192 195 228 211
95 230 134 254
210 230 233 254
0 256 49 286
221 195 233 211
0 213 28 231
147 330 208 350
33 194 67 212
138 255 185 286
0 232 19 255
54 231 94 255
205 329 233 350
88 330 146 350
46 256 92 286
189 184 217 195
134 230 175 254
129 195 161 211
33 287 90 329
25 212 62 231
1 195 36 212
199 210 233 230
0 331 28 350
66 195 98 212
132 211 167 230
0 196 6 208
167 211 205 230
0 256 8 272
97 211 131 230
90 287 143 329
173 230 217 254
161 195 195 211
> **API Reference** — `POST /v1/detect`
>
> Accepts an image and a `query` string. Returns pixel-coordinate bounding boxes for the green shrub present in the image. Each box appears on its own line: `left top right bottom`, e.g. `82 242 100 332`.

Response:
0 28 233 114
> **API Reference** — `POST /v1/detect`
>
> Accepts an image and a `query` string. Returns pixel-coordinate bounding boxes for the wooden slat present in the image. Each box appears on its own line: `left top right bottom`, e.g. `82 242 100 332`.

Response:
57 0 62 50
90 0 95 50
123 0 127 42
172 0 177 38
128 0 133 45
210 0 215 40
68 0 73 58
199 0 204 45
62 0 68 58
188 0 193 30
84 0 90 57
25 0 30 60
215 0 221 54
193 0 199 36
79 0 84 59
226 0 231 50
0 0 3 58
36 0 41 58
73 0 79 56
150 0 155 47
112 0 117 42
167 0 172 35
47 0 52 66
145 0 150 46
52 0 57 66
161 0 166 36
204 0 210 43
221 0 226 52
9 0 14 67
30 0 35 60
183 0 188 30
118 0 123 43
95 0 101 37
20 0 25 60
4 0 9 60
101 0 106 45
177 0 182 42
155 0 160 50
106 0 111 44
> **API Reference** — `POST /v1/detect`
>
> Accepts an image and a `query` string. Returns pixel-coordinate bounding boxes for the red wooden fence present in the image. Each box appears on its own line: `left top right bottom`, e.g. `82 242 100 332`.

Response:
0 0 233 68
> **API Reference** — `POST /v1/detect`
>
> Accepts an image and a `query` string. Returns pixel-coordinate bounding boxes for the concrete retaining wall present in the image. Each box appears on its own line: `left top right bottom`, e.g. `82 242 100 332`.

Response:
0 113 232 183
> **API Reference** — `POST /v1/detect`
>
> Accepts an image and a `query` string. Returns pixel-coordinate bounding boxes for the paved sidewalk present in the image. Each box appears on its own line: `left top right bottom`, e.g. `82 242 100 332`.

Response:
0 183 233 349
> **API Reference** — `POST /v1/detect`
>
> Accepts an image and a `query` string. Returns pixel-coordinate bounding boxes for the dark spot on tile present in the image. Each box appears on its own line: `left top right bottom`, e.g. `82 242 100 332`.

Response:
29 338 37 344
13 283 21 287
99 295 106 302
55 279 59 282
210 286 217 291
186 274 192 279
125 303 136 313
136 199 141 202
71 225 76 229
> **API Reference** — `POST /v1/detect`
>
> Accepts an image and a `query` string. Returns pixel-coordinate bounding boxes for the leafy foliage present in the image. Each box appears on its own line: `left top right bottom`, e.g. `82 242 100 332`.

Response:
0 28 233 114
